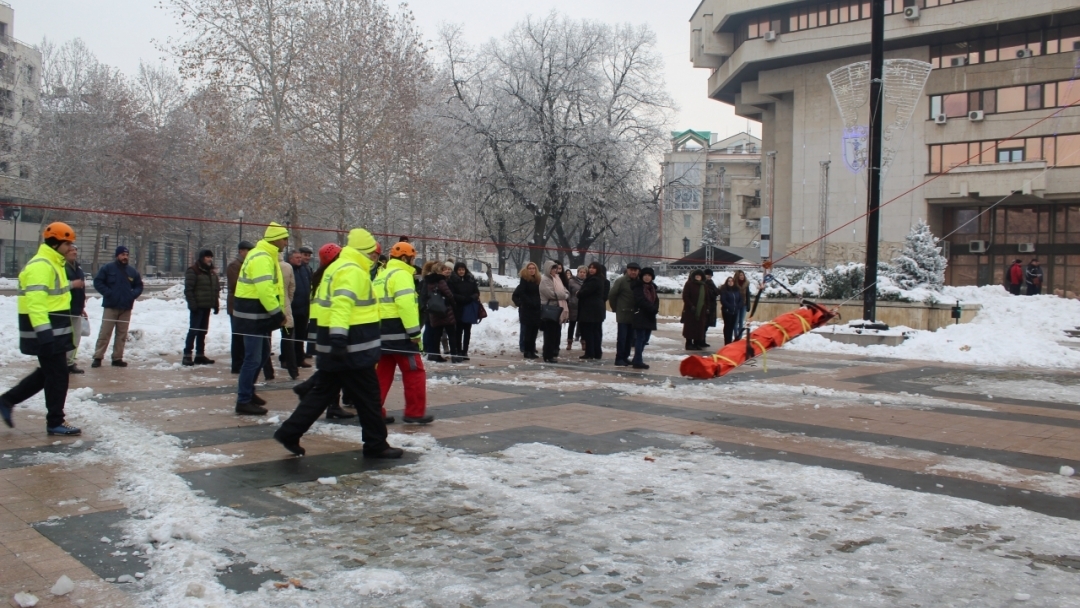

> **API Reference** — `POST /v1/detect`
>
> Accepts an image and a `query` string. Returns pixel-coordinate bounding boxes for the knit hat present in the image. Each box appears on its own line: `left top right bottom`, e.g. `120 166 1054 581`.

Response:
237 240 255 251
263 222 290 241
347 228 378 253
641 267 655 279
115 245 129 256
626 262 641 270
198 248 214 259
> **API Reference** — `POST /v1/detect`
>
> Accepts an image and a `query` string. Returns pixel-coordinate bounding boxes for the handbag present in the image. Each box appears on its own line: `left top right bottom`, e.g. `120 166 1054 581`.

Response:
425 288 448 316
80 319 91 337
541 300 563 323
461 300 480 324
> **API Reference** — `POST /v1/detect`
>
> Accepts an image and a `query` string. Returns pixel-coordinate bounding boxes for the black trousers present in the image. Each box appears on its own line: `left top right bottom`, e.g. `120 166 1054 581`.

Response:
425 324 462 357
3 350 69 428
453 322 473 356
292 310 310 361
520 321 539 355
541 319 562 359
277 367 388 452
230 315 244 372
722 311 738 345
567 320 578 342
185 308 211 355
278 327 298 378
580 321 603 359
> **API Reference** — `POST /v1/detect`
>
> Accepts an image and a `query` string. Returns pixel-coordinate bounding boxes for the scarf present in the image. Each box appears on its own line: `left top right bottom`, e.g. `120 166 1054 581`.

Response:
643 282 657 304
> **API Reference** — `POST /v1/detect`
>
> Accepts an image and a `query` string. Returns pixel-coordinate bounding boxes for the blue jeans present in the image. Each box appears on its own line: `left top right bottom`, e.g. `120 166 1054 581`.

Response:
615 323 635 362
735 308 747 340
632 329 651 366
237 331 270 404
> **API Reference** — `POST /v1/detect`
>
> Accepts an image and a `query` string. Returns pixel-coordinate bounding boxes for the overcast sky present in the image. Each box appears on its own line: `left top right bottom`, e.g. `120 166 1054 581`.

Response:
14 0 758 139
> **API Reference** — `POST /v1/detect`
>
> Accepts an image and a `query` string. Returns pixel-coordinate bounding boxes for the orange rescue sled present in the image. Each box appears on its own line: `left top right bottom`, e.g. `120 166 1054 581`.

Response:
680 302 836 379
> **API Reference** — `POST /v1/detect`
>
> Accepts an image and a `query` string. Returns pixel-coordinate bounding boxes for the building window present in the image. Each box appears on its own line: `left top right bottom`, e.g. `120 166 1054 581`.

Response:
102 236 110 252
930 79 1080 120
998 148 1024 163
18 166 29 179
24 66 34 87
164 243 173 272
927 132 1080 173
148 242 157 266
683 238 691 255
683 214 692 229
930 26 1080 69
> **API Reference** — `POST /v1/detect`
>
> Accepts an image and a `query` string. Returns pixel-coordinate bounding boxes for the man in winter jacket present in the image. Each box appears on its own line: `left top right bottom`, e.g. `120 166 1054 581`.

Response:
291 247 314 366
1024 259 1044 296
1008 259 1024 295
64 244 88 374
0 222 81 435
374 242 433 424
274 228 402 459
91 245 143 368
183 249 220 366
234 224 290 415
607 262 640 366
226 241 254 373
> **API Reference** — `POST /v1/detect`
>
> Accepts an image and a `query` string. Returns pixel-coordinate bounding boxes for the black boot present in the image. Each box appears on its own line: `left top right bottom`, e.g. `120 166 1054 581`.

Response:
182 355 195 367
236 402 268 415
293 375 317 398
273 430 305 456
193 355 215 365
326 405 356 420
685 340 701 351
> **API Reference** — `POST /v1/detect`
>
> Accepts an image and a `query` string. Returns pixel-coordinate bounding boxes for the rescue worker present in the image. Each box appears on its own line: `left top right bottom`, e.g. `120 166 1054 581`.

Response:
273 228 403 459
374 242 433 424
0 222 81 435
234 222 290 415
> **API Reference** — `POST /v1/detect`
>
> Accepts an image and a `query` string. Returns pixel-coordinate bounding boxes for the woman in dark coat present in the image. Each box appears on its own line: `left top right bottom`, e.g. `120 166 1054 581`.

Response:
630 267 659 369
565 268 582 351
703 269 718 348
448 261 481 361
182 249 220 366
423 262 458 362
718 276 745 345
575 262 607 360
512 262 542 359
681 269 708 350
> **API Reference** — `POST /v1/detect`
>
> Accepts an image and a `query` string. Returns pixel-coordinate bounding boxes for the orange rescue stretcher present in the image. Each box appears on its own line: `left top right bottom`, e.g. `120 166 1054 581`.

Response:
680 300 836 379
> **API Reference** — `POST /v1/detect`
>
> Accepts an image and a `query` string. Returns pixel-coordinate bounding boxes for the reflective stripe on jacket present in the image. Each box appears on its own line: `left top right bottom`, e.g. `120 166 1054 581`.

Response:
233 240 285 333
18 243 74 356
312 246 381 370
374 258 421 352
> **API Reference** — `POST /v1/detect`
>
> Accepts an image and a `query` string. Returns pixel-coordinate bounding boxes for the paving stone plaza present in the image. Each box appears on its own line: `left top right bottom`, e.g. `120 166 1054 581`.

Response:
1 321 1079 606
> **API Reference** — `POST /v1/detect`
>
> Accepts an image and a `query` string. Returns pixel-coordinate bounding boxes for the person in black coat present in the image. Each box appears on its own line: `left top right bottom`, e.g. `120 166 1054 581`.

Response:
718 276 745 345
511 262 542 359
448 262 481 361
64 245 88 374
575 262 607 360
630 267 659 370
702 269 718 348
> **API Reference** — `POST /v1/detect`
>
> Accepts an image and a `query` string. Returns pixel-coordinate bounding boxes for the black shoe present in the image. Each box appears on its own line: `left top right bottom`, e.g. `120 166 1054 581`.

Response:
193 355 215 365
403 415 434 424
91 359 102 368
326 406 356 420
543 357 557 364
235 402 268 415
701 342 711 349
273 431 305 456
293 378 315 398
384 415 395 424
685 341 701 351
632 363 650 370
364 447 404 459
427 355 447 363
182 355 195 367
614 359 630 367
0 397 12 428
68 364 85 374
111 360 127 367
231 368 241 374
298 361 312 368
524 352 539 360
450 356 464 363
250 393 267 406
578 354 590 360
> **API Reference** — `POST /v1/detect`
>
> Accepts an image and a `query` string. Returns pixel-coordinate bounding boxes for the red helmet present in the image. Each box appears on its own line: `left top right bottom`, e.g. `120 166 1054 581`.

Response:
375 242 383 255
318 243 342 266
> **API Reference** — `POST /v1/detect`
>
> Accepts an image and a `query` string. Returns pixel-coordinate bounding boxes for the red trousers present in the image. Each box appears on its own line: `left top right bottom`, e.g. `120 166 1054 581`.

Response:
376 353 427 418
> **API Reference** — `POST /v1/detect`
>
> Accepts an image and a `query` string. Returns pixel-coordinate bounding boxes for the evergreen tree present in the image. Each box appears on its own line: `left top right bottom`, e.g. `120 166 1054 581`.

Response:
886 219 946 290
701 218 720 248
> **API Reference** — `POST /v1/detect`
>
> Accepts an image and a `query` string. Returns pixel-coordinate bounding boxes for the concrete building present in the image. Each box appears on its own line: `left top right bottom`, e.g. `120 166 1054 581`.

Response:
691 0 1080 294
0 1 42 274
660 130 762 262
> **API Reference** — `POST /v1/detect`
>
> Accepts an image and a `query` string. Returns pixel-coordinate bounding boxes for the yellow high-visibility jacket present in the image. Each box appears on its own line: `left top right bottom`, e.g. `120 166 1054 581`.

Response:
232 239 285 333
374 258 421 352
18 244 73 356
312 246 381 370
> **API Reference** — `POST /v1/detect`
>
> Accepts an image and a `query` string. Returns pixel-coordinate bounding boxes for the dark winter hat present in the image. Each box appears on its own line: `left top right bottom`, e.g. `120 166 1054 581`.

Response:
454 261 468 272
198 248 214 259
641 267 655 279
238 240 255 251
703 268 714 276
626 262 641 270
115 245 129 256
298 246 314 254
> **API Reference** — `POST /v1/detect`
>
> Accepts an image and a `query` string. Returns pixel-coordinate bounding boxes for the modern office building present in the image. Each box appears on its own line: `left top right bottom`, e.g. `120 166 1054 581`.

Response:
660 130 762 262
691 0 1080 293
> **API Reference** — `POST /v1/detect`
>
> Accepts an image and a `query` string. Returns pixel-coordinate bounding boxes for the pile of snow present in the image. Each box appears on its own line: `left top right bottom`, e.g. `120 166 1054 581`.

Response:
788 285 1080 369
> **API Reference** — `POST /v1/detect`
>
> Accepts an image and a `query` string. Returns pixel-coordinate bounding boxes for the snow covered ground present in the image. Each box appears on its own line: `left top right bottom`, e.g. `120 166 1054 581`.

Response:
787 286 1080 369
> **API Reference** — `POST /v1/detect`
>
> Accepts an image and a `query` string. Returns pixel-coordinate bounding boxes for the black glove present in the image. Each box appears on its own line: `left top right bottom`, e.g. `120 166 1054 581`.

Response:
329 336 349 361
36 328 54 346
270 311 286 327
213 308 219 315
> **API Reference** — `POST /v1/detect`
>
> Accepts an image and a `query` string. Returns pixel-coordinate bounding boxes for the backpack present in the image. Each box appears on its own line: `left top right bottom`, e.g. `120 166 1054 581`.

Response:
425 284 448 316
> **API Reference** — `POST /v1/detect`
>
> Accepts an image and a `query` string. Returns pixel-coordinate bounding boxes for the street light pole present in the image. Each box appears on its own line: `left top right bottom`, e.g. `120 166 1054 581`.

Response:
10 207 20 277
185 229 192 265
238 210 244 244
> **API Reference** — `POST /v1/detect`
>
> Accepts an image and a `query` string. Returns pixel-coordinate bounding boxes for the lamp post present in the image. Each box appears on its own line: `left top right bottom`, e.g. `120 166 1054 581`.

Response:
185 229 191 265
10 207 20 277
238 210 244 244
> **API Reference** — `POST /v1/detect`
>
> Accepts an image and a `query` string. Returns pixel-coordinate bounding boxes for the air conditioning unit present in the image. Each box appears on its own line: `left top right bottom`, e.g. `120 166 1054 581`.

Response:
763 31 777 42
1016 48 1034 59
968 240 988 253
950 57 968 67
934 113 948 125
968 110 985 121
903 5 920 20
1018 243 1036 253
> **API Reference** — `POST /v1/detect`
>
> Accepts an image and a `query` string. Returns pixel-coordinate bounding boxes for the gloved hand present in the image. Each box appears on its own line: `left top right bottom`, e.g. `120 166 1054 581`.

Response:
271 311 286 327
329 336 349 361
36 328 54 347
213 307 219 315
